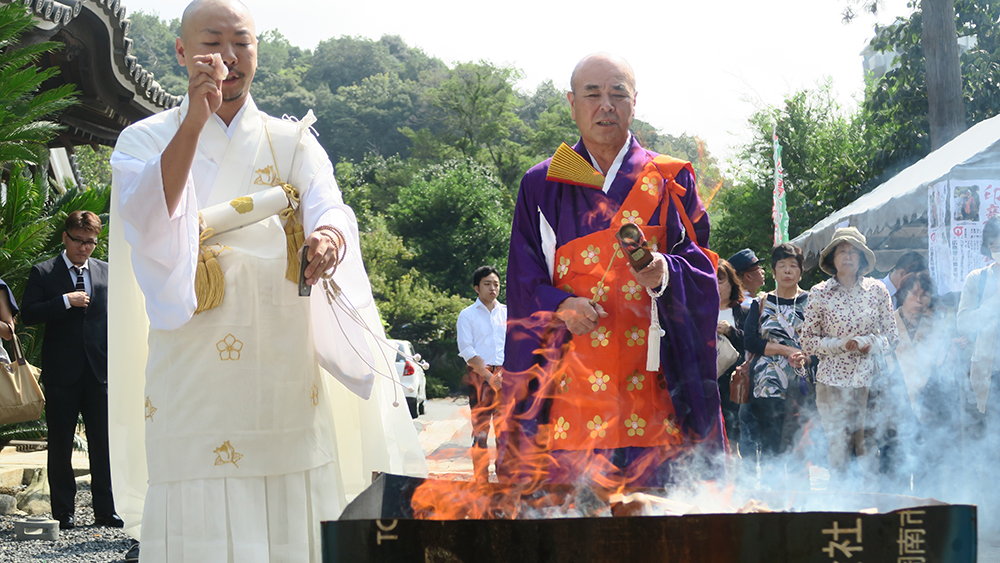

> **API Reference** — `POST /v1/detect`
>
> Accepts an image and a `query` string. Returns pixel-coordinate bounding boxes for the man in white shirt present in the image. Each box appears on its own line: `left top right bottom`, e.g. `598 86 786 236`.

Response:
456 266 507 481
879 251 926 307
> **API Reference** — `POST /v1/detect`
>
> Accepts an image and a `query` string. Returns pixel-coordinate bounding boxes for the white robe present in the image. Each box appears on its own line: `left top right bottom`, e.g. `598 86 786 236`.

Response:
109 95 427 562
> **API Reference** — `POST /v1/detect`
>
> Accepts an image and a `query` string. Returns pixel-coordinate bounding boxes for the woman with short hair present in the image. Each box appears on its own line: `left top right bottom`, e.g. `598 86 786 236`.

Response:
801 227 898 486
743 243 815 488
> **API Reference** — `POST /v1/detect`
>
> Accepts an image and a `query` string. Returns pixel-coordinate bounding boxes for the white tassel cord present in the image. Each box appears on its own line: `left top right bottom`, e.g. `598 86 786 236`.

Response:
645 271 668 372
320 277 426 408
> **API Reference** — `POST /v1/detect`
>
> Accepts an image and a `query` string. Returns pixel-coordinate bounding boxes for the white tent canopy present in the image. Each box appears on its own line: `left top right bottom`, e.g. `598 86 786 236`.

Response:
790 113 1000 272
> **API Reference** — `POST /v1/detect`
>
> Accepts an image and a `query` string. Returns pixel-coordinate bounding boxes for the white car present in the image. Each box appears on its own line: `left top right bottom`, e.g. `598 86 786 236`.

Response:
389 339 428 418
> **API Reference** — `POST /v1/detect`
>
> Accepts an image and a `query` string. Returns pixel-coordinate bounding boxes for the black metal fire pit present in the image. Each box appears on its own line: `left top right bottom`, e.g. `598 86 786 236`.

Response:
321 474 977 563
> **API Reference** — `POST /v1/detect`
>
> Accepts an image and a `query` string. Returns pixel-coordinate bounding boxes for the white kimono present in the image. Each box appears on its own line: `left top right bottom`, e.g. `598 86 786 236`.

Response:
109 95 427 563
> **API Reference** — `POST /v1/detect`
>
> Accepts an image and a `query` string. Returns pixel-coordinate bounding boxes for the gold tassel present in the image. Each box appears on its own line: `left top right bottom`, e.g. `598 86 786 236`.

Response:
280 183 304 283
194 228 226 314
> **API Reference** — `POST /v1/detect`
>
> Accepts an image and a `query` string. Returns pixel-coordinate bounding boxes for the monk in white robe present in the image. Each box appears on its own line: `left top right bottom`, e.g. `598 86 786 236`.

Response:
108 1 426 561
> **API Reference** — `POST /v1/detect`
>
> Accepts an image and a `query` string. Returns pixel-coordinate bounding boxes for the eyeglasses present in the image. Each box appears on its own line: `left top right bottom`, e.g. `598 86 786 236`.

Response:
66 233 98 248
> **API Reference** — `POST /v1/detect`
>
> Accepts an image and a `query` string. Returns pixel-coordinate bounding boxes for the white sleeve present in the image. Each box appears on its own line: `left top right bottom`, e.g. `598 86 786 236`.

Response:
456 310 477 363
111 150 200 330
299 158 372 310
299 143 377 399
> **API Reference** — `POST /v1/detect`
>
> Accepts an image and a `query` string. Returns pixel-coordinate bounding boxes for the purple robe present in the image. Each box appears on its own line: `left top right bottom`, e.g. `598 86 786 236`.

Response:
501 136 724 483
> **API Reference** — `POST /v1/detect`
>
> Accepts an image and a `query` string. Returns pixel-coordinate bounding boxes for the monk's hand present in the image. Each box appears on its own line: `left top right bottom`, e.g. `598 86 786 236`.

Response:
187 53 225 127
631 253 668 289
555 296 607 335
301 228 341 285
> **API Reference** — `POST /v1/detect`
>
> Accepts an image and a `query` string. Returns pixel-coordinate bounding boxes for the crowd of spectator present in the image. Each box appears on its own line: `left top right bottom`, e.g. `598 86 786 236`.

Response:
720 219 1000 497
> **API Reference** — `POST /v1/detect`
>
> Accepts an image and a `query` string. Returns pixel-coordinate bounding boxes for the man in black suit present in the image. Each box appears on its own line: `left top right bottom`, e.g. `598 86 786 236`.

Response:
21 210 121 530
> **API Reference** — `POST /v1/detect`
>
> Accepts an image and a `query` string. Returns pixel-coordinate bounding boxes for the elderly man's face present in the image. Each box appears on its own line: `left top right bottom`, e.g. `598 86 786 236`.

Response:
568 59 635 152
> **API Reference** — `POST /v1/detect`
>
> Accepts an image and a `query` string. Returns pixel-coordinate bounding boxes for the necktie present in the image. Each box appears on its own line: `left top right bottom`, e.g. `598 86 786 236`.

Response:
74 266 85 292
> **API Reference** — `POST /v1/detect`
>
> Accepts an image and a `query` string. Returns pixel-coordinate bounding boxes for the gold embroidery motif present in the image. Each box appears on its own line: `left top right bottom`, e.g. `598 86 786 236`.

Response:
217 334 243 361
554 417 570 440
214 440 243 468
230 196 254 214
587 415 608 439
625 414 646 437
144 396 157 421
310 384 319 406
253 164 279 186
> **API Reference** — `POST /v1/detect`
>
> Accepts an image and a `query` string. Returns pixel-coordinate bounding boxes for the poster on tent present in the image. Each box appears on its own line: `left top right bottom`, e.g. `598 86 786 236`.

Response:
929 179 996 294
928 181 953 292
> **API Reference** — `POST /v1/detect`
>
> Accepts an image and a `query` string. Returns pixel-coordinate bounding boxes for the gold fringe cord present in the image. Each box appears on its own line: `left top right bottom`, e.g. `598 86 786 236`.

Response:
280 183 304 283
194 227 226 314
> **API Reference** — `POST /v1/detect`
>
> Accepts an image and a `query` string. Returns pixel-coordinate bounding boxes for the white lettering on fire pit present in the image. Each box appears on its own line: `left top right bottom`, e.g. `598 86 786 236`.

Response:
897 510 927 562
821 517 863 560
376 519 399 545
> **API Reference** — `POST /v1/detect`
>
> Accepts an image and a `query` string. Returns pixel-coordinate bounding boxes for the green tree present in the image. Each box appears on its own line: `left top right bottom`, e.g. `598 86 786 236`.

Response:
714 83 892 266
127 11 186 94
866 0 1000 163
358 216 466 394
304 35 401 93
388 159 513 298
406 62 530 190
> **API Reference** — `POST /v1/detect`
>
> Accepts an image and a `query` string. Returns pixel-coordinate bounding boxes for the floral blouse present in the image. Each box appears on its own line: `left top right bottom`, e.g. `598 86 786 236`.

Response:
801 276 898 388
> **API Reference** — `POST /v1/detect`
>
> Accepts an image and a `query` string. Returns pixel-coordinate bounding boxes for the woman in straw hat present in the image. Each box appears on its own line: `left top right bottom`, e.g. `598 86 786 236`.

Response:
800 227 898 487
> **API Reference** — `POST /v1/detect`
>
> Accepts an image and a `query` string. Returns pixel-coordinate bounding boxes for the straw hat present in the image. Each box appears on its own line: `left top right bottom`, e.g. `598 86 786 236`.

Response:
818 227 876 276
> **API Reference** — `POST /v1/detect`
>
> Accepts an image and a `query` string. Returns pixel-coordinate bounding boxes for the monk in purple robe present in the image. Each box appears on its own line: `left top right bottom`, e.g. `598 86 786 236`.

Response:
500 53 724 487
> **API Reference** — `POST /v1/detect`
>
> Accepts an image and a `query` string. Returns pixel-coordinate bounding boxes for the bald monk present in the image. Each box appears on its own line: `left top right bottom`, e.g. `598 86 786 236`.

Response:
109 1 425 560
502 54 724 487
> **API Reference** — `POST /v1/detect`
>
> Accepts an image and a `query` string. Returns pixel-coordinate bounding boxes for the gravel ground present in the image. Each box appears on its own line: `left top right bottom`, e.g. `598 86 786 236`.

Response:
0 483 133 563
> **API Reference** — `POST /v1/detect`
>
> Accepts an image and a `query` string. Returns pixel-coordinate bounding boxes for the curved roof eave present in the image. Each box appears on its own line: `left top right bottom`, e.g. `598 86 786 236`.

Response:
3 0 183 113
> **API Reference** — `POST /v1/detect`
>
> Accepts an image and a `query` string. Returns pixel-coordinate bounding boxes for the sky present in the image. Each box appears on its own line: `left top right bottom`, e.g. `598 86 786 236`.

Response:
121 0 916 166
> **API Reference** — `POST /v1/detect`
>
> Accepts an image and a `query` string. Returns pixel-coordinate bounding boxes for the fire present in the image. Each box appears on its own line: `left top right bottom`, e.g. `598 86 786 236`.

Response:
411 304 727 520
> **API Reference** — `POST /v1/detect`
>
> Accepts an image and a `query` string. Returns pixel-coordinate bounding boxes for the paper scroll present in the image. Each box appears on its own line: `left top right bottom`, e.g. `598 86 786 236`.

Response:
199 186 290 236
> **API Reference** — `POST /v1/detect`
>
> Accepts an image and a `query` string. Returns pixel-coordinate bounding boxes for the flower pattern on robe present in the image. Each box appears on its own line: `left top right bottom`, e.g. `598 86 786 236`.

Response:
590 326 611 347
556 373 571 394
591 281 609 303
626 370 645 391
310 384 319 406
612 242 625 259
625 414 646 437
581 245 601 265
587 416 608 439
588 371 610 392
640 176 658 194
554 417 570 440
621 210 642 225
625 326 646 347
622 280 642 300
217 334 243 361
556 256 571 279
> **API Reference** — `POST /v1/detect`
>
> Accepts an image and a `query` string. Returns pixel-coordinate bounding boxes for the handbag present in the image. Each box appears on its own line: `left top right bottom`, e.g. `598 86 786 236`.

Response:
717 334 739 378
0 324 44 425
730 361 750 404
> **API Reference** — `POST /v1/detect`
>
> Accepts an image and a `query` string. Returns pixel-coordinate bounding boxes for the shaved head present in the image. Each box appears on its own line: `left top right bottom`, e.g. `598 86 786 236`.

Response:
570 53 635 95
176 0 257 121
180 0 255 41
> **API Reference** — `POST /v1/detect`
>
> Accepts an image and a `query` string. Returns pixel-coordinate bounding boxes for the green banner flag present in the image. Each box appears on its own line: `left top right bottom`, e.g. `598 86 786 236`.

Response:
772 131 789 245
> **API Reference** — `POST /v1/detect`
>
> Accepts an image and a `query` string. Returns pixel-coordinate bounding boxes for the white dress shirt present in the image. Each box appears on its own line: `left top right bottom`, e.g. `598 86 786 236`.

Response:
456 298 507 366
61 251 91 309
